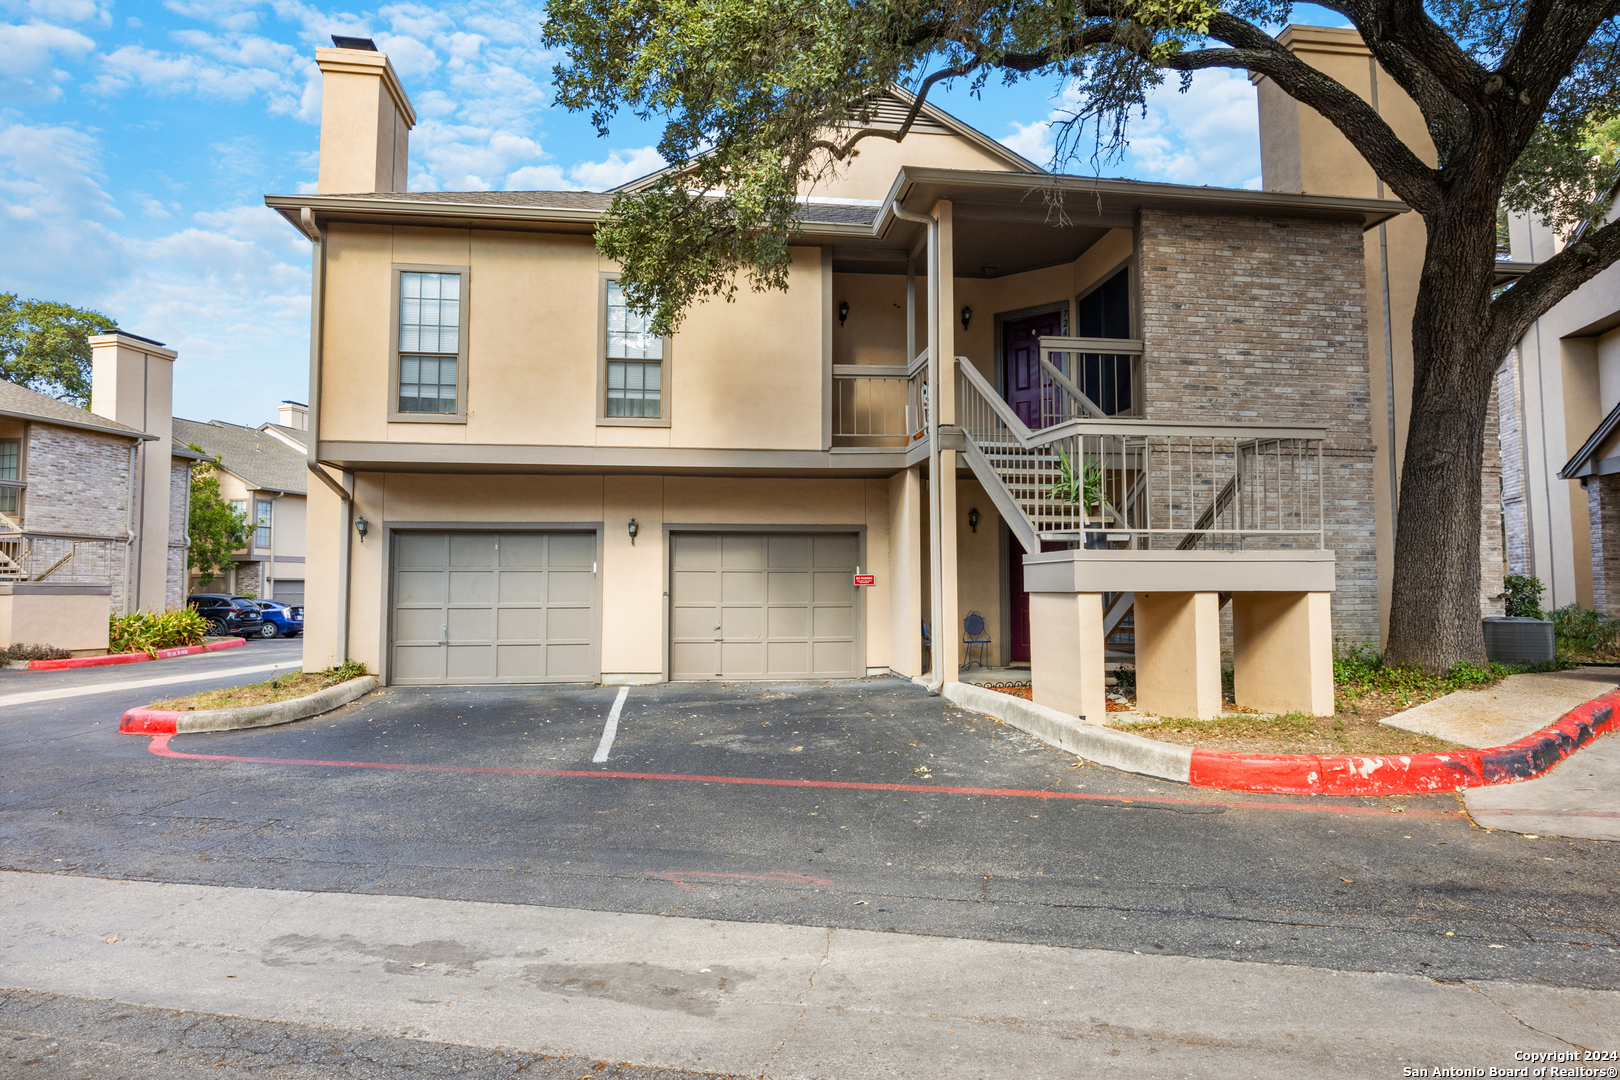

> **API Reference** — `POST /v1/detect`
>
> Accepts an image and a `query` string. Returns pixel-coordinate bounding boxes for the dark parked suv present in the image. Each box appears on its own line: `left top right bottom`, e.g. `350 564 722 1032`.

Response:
188 594 265 638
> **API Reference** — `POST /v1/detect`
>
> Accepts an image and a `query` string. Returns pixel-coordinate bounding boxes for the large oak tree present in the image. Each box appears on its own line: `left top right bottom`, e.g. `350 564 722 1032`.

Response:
544 0 1620 670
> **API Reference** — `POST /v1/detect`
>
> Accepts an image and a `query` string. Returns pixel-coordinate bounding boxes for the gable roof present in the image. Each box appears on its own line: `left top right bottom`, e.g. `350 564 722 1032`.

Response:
1560 400 1620 480
610 86 1043 195
0 381 151 441
258 423 309 453
174 417 307 494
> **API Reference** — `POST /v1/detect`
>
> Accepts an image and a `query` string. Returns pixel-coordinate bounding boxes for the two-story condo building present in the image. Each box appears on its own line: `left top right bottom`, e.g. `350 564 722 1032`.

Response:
271 38 1411 720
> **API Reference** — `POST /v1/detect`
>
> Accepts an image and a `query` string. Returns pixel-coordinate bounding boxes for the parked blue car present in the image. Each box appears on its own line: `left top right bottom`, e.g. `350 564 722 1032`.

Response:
245 598 304 639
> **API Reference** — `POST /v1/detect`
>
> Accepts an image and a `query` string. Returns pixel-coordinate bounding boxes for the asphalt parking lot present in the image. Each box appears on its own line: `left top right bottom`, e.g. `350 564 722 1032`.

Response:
4 671 1617 990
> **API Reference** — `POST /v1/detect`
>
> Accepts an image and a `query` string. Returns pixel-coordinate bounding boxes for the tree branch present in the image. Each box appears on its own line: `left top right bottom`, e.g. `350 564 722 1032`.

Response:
809 57 984 162
1487 213 1620 357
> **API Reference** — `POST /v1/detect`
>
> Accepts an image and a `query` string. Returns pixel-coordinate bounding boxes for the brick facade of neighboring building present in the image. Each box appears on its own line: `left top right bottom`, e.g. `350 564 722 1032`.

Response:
1589 475 1620 617
1137 209 1380 643
23 423 134 612
167 458 190 609
1480 382 1507 617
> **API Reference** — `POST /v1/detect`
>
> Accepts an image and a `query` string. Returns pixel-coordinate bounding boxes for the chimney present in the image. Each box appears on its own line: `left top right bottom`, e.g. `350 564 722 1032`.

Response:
278 401 309 430
89 332 177 612
315 37 416 194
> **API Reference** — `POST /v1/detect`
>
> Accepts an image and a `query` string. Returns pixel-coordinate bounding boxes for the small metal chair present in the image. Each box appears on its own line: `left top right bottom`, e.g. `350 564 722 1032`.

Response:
962 610 992 670
921 620 932 673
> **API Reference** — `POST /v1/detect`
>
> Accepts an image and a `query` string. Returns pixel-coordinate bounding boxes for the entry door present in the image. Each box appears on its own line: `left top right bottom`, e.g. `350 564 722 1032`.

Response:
1008 536 1067 664
392 531 597 684
1003 310 1065 429
670 533 858 680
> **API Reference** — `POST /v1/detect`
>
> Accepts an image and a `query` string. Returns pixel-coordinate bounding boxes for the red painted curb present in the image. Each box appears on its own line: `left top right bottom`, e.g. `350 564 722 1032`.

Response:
27 637 246 671
119 709 181 735
1188 689 1620 796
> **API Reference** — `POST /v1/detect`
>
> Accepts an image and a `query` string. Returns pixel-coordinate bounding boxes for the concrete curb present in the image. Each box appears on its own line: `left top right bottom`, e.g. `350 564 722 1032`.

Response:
27 638 246 671
948 680 1620 796
119 676 379 735
942 681 1194 783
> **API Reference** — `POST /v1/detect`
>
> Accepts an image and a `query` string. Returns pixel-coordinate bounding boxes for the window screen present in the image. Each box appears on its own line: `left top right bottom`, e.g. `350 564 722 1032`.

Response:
0 439 17 515
255 499 273 548
399 271 461 414
606 280 663 418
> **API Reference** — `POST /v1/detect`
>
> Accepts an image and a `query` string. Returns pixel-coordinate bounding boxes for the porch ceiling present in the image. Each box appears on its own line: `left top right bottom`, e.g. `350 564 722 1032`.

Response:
830 217 1114 279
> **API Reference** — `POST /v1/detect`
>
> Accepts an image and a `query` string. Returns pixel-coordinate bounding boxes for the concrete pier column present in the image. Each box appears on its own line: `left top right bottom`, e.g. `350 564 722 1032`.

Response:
1136 591 1223 720
1232 591 1335 716
1029 591 1107 722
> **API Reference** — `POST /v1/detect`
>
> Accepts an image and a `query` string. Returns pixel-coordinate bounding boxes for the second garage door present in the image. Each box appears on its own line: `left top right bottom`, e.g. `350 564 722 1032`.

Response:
670 533 858 680
392 531 597 684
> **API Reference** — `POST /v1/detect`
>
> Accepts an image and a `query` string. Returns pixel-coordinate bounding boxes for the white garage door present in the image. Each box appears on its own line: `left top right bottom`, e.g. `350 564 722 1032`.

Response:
392 531 597 684
670 533 858 681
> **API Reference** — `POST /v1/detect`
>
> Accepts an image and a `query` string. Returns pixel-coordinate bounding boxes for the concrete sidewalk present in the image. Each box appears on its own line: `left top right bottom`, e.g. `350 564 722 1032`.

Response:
2 871 1615 1077
1380 666 1620 747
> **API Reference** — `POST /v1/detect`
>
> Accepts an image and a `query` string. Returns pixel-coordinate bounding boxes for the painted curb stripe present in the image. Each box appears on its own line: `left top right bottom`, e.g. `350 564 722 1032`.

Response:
27 638 246 671
1187 691 1620 796
143 735 1462 817
121 710 182 735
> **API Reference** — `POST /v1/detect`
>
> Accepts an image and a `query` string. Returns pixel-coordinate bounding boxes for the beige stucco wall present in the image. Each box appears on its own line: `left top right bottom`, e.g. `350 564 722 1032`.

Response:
812 133 1024 201
0 587 111 654
89 335 175 613
319 226 829 453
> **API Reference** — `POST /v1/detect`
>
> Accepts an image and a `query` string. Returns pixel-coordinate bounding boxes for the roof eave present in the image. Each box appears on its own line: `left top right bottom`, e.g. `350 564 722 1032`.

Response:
0 408 153 441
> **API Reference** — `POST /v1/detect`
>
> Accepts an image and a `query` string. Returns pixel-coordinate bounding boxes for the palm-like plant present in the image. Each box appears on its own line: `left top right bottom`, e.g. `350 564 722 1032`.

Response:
1049 447 1104 518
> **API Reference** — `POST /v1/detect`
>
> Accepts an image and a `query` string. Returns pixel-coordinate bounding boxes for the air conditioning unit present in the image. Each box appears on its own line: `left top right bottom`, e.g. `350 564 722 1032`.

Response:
1481 617 1555 664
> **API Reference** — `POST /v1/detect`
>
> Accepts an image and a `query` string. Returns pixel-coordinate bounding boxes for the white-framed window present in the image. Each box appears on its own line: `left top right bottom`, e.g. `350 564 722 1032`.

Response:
254 498 273 548
0 438 19 516
390 265 469 422
599 276 670 426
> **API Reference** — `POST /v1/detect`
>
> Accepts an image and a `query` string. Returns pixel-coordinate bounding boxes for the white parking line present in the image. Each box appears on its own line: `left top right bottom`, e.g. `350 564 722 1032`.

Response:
0 663 286 708
592 686 629 763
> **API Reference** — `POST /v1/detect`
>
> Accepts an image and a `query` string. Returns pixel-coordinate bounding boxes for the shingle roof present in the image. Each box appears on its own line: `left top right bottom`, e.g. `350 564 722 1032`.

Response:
0 381 148 440
173 417 307 494
261 423 309 448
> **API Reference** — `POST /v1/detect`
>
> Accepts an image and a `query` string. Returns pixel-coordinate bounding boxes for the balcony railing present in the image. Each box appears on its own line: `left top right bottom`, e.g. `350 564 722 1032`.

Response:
0 514 123 583
831 349 929 445
955 358 1325 553
1037 336 1144 422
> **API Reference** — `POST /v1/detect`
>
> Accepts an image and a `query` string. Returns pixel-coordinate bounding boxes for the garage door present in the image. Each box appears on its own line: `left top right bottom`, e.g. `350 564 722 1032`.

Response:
392 531 596 684
670 533 858 680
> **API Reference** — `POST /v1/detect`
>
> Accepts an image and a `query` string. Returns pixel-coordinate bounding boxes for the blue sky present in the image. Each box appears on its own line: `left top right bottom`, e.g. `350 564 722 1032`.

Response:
1 0 1345 427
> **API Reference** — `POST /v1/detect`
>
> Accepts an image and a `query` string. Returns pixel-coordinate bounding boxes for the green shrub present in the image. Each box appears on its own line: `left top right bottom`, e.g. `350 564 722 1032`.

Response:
1548 603 1620 658
328 659 369 682
1112 665 1135 691
109 608 208 657
1503 574 1546 619
2 643 71 662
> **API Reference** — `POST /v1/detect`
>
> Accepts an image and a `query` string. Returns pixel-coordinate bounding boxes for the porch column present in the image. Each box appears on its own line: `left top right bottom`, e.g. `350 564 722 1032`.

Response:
1231 591 1334 716
931 198 959 683
1029 590 1107 721
1135 591 1223 720
888 464 926 678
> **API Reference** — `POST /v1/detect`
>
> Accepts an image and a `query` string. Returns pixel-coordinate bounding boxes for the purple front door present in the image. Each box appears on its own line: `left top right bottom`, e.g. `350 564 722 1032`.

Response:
1003 310 1064 430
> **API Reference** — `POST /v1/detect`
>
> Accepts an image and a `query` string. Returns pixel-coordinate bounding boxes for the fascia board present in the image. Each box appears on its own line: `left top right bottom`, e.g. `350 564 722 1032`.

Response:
0 409 154 441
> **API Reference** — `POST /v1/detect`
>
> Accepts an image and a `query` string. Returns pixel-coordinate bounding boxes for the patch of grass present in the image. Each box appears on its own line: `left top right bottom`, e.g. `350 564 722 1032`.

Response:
148 664 368 711
1331 642 1567 720
1110 709 1460 755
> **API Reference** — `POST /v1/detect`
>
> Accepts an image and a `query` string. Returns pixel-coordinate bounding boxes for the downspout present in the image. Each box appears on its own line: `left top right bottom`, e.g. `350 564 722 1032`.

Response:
123 441 138 614
265 490 285 603
301 207 354 664
892 200 943 691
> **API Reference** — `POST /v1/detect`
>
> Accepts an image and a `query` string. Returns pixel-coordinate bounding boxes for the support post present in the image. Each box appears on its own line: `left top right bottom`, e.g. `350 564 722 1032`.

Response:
1231 591 1335 716
1136 591 1223 720
1028 590 1107 722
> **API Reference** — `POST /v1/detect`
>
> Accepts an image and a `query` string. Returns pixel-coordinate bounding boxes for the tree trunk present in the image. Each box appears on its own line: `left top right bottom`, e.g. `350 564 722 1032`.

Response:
1384 209 1501 671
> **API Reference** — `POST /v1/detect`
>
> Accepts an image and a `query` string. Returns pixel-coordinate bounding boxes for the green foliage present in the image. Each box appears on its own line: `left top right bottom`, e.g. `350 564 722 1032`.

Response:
1503 574 1547 619
0 294 118 407
186 446 248 587
1112 664 1135 692
1333 642 1565 710
329 659 369 681
109 608 208 657
1 643 71 662
1048 447 1103 511
1548 603 1620 660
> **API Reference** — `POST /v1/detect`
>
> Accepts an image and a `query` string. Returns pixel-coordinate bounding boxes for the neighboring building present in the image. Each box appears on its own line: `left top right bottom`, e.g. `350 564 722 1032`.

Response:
0 333 202 652
266 38 1409 718
175 401 308 606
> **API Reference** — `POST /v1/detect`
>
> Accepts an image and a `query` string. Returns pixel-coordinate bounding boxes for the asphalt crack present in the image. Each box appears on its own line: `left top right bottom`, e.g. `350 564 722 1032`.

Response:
756 926 835 1079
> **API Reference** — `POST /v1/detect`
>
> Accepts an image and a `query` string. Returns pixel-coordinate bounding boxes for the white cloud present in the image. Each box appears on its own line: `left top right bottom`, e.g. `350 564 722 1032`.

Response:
999 120 1054 165
504 163 569 190
566 145 663 190
1 0 109 23
90 40 318 119
0 20 95 100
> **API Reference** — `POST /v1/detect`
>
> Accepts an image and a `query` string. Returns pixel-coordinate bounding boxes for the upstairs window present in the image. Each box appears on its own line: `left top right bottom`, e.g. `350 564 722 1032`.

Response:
601 278 669 425
0 438 19 516
391 266 469 422
254 498 273 548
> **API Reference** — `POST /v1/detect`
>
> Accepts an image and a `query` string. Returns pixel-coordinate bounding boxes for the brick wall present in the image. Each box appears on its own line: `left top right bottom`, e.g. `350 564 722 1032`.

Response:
1138 209 1379 644
24 423 133 612
167 458 190 609
1589 476 1620 617
1480 382 1507 617
1496 351 1530 576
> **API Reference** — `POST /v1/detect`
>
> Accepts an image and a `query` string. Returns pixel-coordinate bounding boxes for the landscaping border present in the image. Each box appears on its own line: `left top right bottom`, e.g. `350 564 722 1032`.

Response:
945 681 1620 796
119 676 378 735
23 638 246 671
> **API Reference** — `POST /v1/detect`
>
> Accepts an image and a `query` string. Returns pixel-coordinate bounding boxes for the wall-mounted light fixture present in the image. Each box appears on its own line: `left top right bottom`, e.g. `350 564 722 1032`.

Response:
839 300 850 327
354 516 368 542
628 518 639 544
967 507 980 533
960 305 973 329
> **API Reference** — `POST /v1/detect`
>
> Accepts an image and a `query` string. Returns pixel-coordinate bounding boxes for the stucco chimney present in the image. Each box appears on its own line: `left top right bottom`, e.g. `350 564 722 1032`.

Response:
315 39 416 194
278 401 309 430
89 332 177 612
